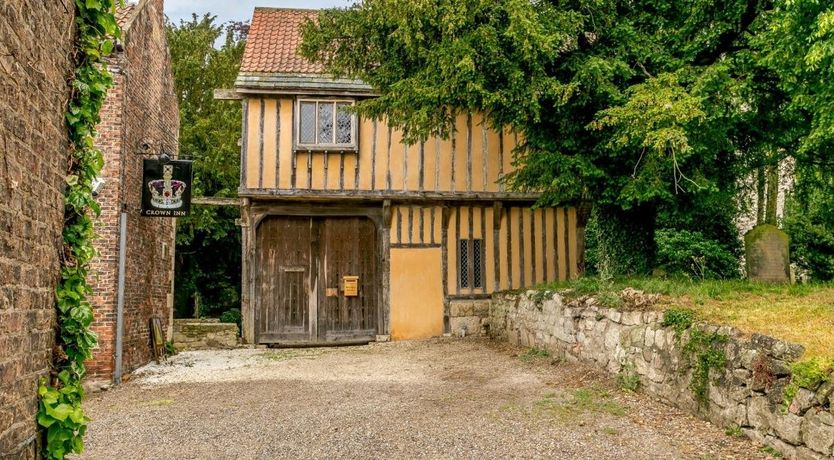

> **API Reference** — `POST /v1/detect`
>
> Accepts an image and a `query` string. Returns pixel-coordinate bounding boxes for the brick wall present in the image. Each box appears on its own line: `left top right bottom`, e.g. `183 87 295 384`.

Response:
0 1 75 457
87 0 179 383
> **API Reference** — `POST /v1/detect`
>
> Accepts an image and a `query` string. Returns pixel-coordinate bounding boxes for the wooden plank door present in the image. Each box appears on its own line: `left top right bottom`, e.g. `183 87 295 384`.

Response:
319 217 378 342
255 216 317 343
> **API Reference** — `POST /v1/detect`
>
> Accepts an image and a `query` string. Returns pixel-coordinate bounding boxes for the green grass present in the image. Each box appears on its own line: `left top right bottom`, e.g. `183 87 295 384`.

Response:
519 347 550 362
725 424 744 438
538 277 834 361
533 386 627 421
259 349 324 361
761 446 783 458
541 276 829 302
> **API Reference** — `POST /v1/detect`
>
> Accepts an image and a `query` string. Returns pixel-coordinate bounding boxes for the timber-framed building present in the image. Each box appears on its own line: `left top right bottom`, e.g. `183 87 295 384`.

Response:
231 7 583 345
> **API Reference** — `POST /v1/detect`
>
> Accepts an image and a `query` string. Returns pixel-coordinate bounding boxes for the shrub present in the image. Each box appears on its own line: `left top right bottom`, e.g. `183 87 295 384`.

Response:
219 308 242 336
784 191 834 281
585 205 656 276
655 229 741 279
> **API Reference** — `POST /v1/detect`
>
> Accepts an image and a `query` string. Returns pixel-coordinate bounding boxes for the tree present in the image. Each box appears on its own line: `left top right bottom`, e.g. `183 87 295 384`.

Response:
167 15 247 317
300 0 832 275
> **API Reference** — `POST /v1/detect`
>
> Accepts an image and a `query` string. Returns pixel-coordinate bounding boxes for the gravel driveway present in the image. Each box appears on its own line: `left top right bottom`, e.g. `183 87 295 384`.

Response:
79 339 767 459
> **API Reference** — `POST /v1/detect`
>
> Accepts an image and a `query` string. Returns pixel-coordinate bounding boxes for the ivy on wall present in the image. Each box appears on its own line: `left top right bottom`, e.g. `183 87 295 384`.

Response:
37 1 120 458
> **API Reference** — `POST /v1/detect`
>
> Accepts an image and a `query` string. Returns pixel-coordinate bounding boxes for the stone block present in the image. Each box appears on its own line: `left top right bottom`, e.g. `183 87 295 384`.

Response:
621 311 644 326
605 309 622 323
772 412 804 445
796 446 826 460
814 380 834 406
800 411 834 455
790 388 818 416
748 396 774 431
764 435 797 460
751 333 805 363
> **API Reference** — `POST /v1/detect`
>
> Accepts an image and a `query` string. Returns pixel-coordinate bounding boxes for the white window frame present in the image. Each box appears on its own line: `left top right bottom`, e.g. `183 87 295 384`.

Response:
294 98 358 151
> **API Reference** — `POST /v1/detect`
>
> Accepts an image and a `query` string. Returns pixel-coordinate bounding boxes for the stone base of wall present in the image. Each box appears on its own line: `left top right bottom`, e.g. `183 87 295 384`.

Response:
488 291 834 460
173 319 239 350
449 299 491 337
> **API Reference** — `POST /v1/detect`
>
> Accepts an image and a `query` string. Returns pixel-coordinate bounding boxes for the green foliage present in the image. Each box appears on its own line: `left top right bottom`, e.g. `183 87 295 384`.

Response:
661 308 727 406
655 229 741 280
725 424 744 438
617 362 641 392
519 347 550 362
167 15 246 318
219 308 241 324
39 1 120 458
784 182 834 281
219 308 242 336
584 206 655 276
164 340 177 357
761 446 784 458
661 308 695 335
684 328 728 407
300 0 833 273
37 379 88 460
783 359 833 408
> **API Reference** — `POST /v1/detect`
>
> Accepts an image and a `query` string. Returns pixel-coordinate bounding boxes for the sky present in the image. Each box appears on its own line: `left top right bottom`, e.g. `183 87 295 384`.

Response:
165 0 351 25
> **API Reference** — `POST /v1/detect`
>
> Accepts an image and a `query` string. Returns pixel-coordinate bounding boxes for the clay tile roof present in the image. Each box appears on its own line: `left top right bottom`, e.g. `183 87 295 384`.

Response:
240 8 324 74
116 4 137 28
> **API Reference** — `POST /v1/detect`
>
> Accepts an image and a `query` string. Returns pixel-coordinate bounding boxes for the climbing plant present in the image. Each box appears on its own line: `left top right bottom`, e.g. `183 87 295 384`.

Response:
37 1 120 458
662 308 728 408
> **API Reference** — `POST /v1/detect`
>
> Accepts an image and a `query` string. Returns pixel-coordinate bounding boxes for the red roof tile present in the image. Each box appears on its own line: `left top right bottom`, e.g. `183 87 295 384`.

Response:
240 8 323 74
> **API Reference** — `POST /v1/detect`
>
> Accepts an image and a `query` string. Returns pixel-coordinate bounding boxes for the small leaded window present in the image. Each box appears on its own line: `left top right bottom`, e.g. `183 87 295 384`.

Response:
459 238 484 289
296 99 356 149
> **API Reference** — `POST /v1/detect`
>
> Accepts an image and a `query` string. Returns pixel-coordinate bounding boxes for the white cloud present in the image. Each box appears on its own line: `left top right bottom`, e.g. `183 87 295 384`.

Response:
165 0 353 25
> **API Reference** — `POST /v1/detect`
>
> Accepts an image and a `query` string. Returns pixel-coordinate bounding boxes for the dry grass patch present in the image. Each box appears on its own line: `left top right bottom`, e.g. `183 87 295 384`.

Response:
678 289 834 360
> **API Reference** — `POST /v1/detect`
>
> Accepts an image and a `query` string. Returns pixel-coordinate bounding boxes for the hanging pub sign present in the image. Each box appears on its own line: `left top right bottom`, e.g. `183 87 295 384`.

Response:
141 159 193 217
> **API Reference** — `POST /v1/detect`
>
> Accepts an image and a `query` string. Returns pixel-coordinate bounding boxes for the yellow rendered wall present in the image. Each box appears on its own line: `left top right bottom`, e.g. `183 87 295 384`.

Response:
242 97 521 194
390 248 444 340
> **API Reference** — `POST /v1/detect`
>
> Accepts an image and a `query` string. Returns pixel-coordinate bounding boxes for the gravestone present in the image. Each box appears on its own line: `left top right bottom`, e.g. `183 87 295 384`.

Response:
745 224 790 283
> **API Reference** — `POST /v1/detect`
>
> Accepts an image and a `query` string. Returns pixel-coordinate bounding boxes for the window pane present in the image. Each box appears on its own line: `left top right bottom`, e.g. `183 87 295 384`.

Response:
473 239 483 288
318 102 334 144
459 239 469 289
299 102 316 144
336 103 353 144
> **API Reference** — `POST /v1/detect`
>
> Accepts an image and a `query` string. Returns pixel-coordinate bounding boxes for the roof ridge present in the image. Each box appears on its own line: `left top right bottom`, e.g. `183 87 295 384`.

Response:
253 7 321 13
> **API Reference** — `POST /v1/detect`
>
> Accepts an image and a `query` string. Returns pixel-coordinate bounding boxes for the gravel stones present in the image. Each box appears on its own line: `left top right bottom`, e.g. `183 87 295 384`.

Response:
79 339 767 459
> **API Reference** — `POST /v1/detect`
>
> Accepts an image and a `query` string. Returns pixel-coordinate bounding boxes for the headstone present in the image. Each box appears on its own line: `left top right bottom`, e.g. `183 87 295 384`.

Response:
745 224 790 283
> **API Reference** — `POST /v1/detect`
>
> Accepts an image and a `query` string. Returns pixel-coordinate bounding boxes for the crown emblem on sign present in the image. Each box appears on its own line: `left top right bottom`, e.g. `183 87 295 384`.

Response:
148 164 186 209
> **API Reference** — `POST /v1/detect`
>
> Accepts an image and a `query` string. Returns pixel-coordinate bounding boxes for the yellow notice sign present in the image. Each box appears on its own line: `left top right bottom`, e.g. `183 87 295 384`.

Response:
343 276 359 297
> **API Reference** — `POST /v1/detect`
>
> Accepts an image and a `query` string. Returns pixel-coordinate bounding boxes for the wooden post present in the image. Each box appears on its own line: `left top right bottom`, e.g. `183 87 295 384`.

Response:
239 198 254 344
576 201 593 276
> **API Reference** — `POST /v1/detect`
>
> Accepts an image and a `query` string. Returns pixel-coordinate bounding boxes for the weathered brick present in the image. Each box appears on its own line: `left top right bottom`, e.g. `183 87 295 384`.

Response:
86 0 177 383
0 1 74 456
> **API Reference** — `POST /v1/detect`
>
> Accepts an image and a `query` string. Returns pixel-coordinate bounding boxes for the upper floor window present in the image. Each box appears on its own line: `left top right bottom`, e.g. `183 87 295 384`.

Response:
296 99 357 150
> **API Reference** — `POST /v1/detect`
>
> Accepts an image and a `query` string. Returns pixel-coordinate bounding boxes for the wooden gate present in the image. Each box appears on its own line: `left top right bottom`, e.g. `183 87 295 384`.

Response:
255 216 378 344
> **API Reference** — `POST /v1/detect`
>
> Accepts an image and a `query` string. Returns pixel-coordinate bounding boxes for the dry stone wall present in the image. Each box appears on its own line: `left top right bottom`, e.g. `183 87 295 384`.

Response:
489 291 834 459
0 1 76 457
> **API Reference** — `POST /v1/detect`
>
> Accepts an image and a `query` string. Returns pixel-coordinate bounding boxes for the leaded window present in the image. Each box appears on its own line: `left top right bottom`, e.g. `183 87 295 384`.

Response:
296 99 356 149
459 238 484 289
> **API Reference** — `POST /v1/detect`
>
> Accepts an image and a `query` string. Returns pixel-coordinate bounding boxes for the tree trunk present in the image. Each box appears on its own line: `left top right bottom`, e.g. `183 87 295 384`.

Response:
765 162 779 225
756 167 765 226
